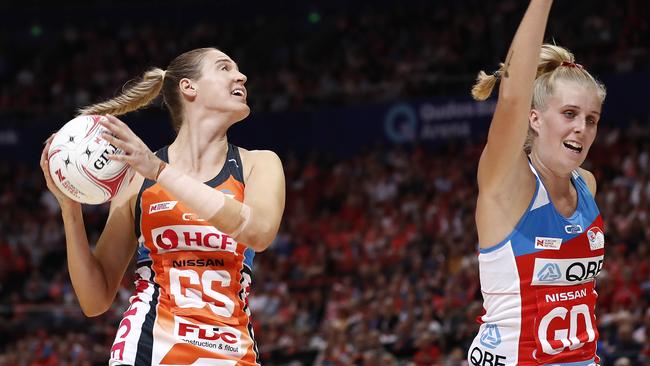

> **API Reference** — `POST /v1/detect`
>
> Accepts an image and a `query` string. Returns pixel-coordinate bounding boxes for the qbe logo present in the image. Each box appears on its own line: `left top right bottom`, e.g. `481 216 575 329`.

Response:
537 263 562 282
479 324 501 349
531 256 604 286
469 347 506 366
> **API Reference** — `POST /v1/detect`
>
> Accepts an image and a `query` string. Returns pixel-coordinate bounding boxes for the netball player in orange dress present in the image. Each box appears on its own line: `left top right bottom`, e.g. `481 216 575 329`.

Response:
40 48 285 366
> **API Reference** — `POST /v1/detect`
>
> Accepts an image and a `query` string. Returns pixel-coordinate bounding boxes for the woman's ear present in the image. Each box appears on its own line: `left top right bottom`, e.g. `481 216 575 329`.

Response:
179 78 197 99
529 109 542 134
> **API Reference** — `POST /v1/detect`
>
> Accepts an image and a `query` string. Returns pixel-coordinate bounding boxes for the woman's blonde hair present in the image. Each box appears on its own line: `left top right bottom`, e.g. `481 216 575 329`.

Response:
471 44 606 153
78 47 217 132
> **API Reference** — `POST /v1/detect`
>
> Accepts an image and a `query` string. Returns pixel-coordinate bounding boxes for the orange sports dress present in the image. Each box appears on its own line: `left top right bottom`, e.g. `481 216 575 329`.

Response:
109 144 260 366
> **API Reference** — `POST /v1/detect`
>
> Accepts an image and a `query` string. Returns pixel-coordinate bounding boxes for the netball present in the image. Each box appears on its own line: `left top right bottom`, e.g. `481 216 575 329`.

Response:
47 115 134 204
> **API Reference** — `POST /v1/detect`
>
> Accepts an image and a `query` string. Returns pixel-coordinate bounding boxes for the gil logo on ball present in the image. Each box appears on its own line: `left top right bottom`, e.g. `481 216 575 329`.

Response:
48 115 134 204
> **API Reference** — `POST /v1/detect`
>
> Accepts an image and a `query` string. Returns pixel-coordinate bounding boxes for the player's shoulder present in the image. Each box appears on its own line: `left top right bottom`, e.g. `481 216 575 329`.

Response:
237 148 282 168
236 148 283 183
237 147 280 160
576 167 597 196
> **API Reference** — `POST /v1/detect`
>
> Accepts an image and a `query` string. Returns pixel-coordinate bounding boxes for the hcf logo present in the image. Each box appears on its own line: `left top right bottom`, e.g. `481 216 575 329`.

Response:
151 225 237 253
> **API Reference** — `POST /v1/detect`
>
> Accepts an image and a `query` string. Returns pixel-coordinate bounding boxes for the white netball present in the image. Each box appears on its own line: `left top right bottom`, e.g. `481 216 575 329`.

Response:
47 115 134 204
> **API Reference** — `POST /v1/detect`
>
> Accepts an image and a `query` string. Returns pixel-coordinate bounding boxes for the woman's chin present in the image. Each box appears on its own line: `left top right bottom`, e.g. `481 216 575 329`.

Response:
229 106 251 123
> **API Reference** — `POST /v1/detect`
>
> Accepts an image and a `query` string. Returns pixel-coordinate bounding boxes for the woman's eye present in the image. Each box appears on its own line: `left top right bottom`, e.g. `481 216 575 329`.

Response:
563 111 575 118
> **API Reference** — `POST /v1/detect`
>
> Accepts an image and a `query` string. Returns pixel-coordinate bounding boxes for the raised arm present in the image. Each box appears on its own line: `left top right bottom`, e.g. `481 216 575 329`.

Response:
477 0 553 193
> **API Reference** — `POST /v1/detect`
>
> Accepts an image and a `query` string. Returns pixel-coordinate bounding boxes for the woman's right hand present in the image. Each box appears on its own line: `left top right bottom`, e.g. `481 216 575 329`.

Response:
40 133 81 211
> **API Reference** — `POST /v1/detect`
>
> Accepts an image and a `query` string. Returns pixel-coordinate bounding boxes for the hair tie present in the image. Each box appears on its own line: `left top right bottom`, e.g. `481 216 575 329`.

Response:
492 70 502 79
560 61 583 69
161 70 167 79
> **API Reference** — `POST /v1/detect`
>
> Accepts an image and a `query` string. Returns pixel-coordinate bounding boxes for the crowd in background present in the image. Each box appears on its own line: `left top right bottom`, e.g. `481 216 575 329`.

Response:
1 0 649 120
1 119 649 365
1 0 650 365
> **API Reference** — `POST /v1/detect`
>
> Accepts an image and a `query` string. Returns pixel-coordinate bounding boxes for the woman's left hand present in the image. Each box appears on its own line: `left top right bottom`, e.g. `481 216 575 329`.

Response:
99 115 162 180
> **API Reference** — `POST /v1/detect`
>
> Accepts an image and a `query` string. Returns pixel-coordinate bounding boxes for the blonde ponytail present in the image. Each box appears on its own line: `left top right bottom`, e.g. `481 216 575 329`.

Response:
76 48 230 132
77 68 166 116
471 66 503 101
471 44 605 107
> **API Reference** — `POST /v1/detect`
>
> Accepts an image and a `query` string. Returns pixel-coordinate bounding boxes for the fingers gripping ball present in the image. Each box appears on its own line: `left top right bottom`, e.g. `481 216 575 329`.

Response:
47 115 134 204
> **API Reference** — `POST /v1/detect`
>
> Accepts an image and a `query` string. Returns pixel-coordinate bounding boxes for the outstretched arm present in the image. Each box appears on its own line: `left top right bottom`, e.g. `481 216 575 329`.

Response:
478 0 553 193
